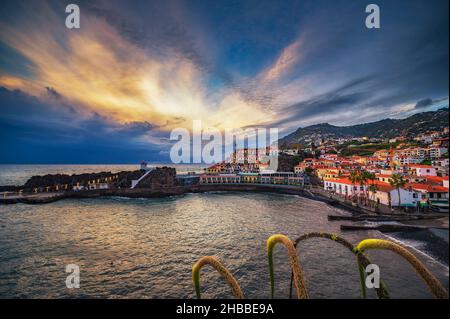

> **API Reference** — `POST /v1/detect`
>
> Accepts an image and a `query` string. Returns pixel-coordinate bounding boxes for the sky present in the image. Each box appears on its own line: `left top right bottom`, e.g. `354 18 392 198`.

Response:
0 0 448 164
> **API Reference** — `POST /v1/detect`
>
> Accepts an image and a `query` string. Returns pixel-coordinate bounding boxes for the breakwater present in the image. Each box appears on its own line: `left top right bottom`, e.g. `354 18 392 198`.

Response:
0 184 312 205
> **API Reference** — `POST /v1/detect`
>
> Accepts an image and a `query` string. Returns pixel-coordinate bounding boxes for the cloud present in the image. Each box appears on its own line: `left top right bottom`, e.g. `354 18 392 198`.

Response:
413 97 449 110
261 38 303 83
415 98 433 109
45 86 61 99
0 1 272 132
0 86 170 163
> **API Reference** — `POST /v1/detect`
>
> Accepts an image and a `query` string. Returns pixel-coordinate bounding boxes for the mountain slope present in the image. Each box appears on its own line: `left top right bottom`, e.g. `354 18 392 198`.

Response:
279 108 449 145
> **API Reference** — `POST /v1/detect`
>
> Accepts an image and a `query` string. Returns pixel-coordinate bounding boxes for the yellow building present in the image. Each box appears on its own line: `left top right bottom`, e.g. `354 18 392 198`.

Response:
240 173 259 183
316 168 343 180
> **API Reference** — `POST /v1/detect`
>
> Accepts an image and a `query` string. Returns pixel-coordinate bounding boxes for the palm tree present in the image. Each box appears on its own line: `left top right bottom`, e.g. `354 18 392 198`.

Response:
368 184 378 208
389 174 406 208
362 171 376 206
349 171 360 202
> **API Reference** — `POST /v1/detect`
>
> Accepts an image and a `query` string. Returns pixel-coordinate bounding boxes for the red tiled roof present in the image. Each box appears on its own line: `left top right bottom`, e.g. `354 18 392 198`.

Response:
370 180 392 188
324 178 395 191
324 178 355 185
374 184 395 192
406 183 449 193
407 164 434 169
425 176 446 183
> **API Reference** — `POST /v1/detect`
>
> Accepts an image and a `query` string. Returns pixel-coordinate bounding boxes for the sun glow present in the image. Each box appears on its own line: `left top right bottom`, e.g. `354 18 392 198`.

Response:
0 6 276 132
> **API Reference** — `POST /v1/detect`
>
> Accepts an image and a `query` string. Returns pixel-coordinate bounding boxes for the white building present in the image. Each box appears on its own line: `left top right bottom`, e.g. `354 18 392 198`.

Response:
406 165 437 177
323 178 420 207
88 182 109 190
72 184 86 191
432 158 449 167
323 178 365 198
369 184 420 208
281 149 300 156
394 155 423 166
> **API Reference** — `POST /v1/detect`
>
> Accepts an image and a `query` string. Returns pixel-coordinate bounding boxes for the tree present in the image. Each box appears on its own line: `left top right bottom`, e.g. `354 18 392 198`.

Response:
349 171 361 202
389 174 406 208
420 159 432 166
368 184 379 208
361 171 376 206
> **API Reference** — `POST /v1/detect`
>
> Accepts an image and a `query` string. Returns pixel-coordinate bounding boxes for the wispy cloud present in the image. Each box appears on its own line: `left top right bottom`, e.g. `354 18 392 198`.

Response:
0 1 271 131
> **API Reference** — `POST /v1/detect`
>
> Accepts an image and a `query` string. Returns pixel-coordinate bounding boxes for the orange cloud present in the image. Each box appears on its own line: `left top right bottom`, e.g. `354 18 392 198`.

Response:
0 3 272 131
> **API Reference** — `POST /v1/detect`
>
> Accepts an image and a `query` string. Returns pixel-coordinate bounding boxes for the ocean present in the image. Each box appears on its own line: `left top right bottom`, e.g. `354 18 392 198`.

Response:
0 164 207 186
0 165 448 298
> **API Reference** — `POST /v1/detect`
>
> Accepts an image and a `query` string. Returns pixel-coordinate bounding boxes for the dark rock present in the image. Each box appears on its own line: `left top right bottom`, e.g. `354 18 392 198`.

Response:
135 167 176 189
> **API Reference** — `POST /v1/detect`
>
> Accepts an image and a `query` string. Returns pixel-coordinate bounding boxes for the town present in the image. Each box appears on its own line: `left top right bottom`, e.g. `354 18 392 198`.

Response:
197 125 449 213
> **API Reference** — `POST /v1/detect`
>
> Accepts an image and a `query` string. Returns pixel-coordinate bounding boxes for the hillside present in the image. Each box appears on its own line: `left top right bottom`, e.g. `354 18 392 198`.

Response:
279 108 449 146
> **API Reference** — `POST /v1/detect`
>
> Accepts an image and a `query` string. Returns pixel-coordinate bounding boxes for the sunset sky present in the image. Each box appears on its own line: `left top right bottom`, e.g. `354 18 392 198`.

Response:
0 0 448 163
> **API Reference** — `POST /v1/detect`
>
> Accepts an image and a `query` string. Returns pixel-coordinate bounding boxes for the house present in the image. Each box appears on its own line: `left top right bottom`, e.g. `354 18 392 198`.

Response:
424 176 448 187
379 169 400 175
323 178 365 198
375 174 393 183
316 168 343 180
240 172 259 183
324 178 420 207
426 147 448 159
428 186 449 210
369 183 420 208
394 155 422 166
407 183 449 211
260 172 296 185
432 158 449 168
366 157 387 166
205 163 226 174
281 149 299 156
320 154 339 161
200 174 240 184
405 175 427 184
405 164 437 177
432 137 449 148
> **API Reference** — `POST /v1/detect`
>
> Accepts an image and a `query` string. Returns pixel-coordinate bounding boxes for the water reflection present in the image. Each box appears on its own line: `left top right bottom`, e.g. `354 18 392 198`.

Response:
0 192 448 298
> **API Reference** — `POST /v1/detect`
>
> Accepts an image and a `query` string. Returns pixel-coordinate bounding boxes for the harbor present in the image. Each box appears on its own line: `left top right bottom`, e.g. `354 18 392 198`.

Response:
0 190 448 298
